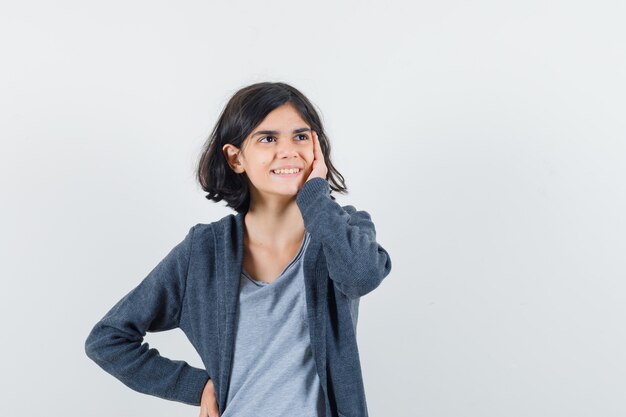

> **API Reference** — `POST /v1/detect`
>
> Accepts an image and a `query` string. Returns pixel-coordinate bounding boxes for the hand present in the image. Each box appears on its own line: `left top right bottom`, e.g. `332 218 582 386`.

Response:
305 130 328 182
199 378 220 417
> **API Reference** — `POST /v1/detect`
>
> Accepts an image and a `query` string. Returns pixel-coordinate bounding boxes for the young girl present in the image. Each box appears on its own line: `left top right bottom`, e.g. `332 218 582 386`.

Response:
85 82 392 417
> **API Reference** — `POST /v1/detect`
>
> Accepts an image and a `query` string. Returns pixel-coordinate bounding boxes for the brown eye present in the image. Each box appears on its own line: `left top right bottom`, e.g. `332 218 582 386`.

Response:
260 136 275 143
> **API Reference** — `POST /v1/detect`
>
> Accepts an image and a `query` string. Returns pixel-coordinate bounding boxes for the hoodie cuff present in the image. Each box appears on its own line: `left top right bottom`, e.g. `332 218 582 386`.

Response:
296 177 330 209
174 366 211 406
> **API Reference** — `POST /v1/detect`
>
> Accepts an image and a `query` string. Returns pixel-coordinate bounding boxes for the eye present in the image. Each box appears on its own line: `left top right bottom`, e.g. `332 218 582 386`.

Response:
259 135 309 143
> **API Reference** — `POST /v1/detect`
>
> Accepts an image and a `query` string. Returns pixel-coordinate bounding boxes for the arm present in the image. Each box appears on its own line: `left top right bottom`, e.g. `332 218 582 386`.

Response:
84 225 210 406
296 177 393 299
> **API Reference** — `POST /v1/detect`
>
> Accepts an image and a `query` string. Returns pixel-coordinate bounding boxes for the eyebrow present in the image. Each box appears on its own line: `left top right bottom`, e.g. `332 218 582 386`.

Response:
252 127 311 137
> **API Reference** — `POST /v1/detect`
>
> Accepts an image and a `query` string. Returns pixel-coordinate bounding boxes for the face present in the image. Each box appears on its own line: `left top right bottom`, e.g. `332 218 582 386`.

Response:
223 103 315 202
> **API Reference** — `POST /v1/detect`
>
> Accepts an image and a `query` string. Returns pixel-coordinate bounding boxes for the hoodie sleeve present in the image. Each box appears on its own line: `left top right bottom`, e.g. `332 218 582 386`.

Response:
296 177 393 299
84 225 210 406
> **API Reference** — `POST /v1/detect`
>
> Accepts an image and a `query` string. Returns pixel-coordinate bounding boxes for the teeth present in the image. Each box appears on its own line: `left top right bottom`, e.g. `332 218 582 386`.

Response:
273 168 300 174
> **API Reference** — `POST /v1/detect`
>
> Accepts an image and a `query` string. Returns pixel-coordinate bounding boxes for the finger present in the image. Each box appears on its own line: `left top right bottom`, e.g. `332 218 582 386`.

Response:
313 132 321 157
201 403 215 417
208 405 220 417
315 134 324 162
310 136 318 161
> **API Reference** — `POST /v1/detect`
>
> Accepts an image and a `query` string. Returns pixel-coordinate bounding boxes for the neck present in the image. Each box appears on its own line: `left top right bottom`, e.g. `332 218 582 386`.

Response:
244 197 305 247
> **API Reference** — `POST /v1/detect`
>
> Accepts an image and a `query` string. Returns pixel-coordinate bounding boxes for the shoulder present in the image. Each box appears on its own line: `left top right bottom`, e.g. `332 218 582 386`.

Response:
194 211 238 230
341 204 357 214
189 212 239 246
340 204 372 219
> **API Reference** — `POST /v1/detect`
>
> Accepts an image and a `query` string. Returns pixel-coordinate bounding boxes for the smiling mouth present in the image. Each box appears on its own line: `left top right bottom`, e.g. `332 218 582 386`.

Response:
271 168 302 176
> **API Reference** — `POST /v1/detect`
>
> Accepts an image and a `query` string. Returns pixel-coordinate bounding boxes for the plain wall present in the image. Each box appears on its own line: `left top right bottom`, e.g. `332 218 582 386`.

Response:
1 0 624 416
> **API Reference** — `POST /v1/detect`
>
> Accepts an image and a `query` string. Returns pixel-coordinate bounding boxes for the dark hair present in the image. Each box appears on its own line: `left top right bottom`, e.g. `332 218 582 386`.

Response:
196 81 348 214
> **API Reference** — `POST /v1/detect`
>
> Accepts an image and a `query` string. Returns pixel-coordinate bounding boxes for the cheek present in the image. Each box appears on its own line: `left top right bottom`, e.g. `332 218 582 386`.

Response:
304 148 315 163
251 156 271 171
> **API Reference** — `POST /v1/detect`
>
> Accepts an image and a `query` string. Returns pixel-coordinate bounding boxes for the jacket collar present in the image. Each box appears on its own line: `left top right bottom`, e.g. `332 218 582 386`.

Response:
213 211 244 408
213 210 329 410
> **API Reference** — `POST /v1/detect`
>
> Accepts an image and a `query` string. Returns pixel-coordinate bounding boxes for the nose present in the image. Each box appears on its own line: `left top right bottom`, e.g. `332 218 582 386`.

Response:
276 138 299 157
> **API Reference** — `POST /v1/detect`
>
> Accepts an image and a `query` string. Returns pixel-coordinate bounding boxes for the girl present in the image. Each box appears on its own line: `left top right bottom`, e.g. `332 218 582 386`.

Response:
85 82 392 417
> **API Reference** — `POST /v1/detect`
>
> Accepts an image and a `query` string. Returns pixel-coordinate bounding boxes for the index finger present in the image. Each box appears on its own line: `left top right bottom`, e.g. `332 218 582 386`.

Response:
315 133 323 159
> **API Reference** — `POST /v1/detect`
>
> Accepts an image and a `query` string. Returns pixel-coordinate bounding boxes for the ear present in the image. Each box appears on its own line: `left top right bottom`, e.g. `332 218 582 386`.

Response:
222 144 244 173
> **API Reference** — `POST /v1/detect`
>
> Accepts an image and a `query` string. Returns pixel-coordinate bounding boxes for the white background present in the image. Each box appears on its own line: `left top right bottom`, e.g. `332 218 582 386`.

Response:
1 1 624 416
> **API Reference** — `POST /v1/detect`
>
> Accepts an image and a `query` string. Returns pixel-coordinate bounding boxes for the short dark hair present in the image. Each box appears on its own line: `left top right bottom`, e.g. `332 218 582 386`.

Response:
196 81 348 214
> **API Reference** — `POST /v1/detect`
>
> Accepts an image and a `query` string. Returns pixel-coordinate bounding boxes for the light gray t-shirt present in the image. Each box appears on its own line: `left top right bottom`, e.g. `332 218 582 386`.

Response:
222 230 326 417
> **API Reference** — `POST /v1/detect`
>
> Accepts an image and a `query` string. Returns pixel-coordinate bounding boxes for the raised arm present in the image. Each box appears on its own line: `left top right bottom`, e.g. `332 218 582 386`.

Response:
84 225 210 405
296 177 393 299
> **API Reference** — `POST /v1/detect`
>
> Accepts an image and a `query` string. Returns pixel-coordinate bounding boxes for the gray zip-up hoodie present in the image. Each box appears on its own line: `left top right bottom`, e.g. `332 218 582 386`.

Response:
84 177 392 417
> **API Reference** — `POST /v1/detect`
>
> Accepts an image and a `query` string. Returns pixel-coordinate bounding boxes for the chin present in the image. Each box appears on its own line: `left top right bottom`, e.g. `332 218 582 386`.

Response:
274 186 300 196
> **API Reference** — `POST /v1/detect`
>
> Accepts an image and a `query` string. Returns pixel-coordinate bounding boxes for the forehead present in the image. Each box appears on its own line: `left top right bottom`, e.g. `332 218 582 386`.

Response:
255 103 308 129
